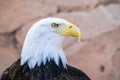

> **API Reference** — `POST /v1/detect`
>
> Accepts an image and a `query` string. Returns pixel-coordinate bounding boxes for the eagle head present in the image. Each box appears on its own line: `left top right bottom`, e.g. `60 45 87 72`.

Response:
20 18 81 68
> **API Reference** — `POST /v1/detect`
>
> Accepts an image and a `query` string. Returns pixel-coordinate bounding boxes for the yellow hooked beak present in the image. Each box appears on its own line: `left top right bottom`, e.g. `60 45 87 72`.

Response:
58 23 82 40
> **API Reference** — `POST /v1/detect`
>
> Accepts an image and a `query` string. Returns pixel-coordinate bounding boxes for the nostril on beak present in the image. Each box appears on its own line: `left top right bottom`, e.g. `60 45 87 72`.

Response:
68 26 72 29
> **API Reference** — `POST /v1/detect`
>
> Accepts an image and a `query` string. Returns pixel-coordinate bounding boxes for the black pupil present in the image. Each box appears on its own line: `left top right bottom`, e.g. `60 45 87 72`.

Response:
53 23 59 28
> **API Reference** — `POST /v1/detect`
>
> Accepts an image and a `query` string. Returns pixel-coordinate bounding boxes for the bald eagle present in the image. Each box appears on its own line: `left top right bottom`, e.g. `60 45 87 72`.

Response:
0 18 90 80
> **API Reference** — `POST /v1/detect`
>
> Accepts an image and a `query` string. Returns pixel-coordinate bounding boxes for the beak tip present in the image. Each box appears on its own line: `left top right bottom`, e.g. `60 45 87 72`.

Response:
77 32 82 41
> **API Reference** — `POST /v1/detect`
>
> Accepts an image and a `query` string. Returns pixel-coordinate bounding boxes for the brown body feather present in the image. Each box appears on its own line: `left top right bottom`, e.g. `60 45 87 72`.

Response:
0 59 90 80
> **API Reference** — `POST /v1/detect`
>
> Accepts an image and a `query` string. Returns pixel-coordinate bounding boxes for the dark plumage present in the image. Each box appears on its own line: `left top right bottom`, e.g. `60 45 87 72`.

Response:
1 59 90 80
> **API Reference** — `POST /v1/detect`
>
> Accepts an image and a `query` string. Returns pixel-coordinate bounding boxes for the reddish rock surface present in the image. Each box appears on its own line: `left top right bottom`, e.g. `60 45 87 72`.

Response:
0 35 19 75
44 0 99 11
0 0 57 33
0 0 120 80
105 4 120 22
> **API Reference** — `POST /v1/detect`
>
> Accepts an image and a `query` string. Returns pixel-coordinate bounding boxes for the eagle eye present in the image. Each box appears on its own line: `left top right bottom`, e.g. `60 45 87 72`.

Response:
51 23 60 28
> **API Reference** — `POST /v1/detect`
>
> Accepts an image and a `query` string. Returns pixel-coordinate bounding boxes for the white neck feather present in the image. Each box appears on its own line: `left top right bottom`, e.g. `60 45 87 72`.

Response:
20 23 67 69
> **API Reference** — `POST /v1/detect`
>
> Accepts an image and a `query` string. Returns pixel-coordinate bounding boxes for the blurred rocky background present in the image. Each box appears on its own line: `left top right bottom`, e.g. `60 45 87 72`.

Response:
0 0 120 80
